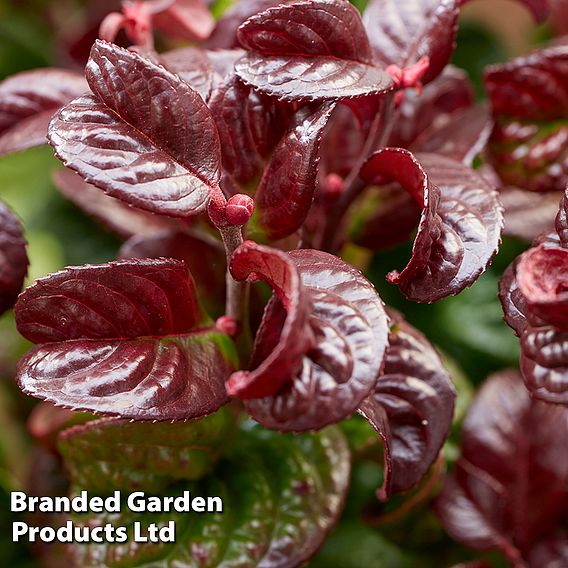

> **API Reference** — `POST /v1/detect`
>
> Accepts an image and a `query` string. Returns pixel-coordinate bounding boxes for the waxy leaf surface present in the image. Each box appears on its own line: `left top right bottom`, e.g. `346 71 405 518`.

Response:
159 47 216 101
228 241 312 399
254 104 334 240
435 370 568 562
15 259 236 420
363 0 460 84
501 247 568 404
500 186 561 242
412 104 493 166
245 249 389 432
360 149 503 302
388 66 475 149
119 229 226 318
49 41 221 218
485 46 568 121
556 186 568 246
53 168 177 240
59 408 235 493
0 201 28 315
359 317 455 499
65 422 350 568
209 76 289 186
0 68 87 156
235 0 393 101
485 46 568 192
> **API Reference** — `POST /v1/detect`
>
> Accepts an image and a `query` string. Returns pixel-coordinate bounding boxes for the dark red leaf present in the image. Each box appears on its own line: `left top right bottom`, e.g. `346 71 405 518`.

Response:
488 117 568 193
389 65 475 149
499 261 531 338
500 186 561 242
119 230 226 318
15 259 235 420
0 200 28 315
159 47 215 101
359 317 456 499
550 0 568 34
349 185 422 252
0 68 87 156
152 0 215 42
435 370 568 561
520 326 568 404
53 168 178 240
245 249 389 431
485 46 568 121
320 104 366 178
485 46 568 192
556 186 568 246
17 330 234 421
412 104 493 166
254 103 334 240
204 0 287 49
208 75 289 186
528 533 568 567
48 41 221 218
16 258 203 343
360 149 503 302
363 0 461 84
228 241 312 399
235 0 393 101
517 246 568 329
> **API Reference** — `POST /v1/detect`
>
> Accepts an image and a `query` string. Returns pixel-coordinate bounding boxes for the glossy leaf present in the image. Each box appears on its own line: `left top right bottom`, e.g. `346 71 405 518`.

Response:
488 117 568 193
254 104 334 240
485 46 568 192
359 317 456 499
16 258 202 342
119 230 226 318
0 68 87 156
363 0 460 84
58 408 235 493
235 0 393 101
15 259 236 420
556 186 568 246
500 186 561 242
245 249 390 432
65 422 350 568
53 168 177 240
485 46 568 122
228 241 312 399
360 149 503 302
499 260 531 338
0 200 28 315
48 41 222 218
412 104 493 166
388 65 475 149
501 246 568 404
517 246 568 329
159 46 215 101
435 370 568 562
204 0 287 49
208 75 289 186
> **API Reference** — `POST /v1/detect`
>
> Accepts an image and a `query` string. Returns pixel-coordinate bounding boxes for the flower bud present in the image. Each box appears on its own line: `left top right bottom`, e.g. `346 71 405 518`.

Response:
225 194 255 226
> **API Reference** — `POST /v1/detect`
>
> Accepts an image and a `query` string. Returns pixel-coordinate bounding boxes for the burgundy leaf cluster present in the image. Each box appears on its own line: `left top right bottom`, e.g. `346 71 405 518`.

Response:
436 370 568 567
6 0 568 563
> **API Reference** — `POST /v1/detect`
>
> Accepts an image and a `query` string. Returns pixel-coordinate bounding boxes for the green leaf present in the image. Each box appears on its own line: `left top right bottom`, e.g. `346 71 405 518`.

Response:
58 408 236 494
63 421 350 568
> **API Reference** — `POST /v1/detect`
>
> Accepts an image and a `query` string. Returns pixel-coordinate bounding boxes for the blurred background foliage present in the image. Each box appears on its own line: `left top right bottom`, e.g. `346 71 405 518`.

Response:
0 0 548 566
